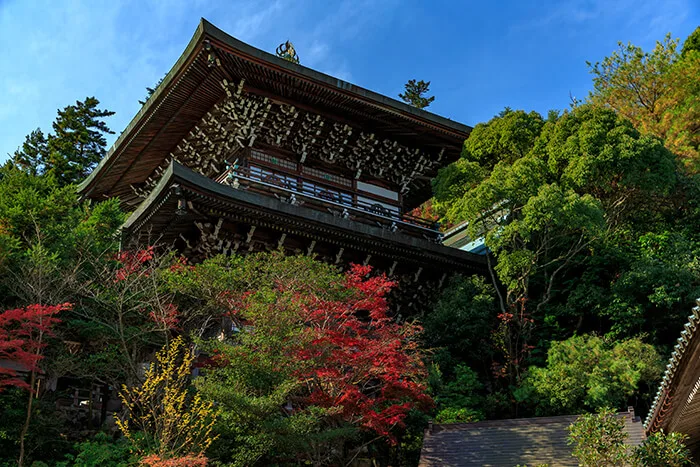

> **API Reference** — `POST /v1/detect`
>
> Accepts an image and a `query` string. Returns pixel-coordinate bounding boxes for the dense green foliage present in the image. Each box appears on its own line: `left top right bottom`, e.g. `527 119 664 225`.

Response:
62 433 137 467
588 33 700 171
172 255 350 465
432 103 687 397
568 408 629 467
523 335 662 415
422 32 700 459
12 97 115 185
429 364 484 423
0 97 125 466
422 275 497 368
681 26 700 57
162 254 430 466
632 430 693 467
568 409 693 466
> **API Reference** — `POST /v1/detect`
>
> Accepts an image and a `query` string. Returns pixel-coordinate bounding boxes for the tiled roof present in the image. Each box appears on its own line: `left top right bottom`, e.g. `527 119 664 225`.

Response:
419 410 644 467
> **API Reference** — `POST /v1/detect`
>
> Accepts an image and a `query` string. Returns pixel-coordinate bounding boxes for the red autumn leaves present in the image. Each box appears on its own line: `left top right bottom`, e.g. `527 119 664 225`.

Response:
228 264 431 441
0 303 68 392
113 248 432 442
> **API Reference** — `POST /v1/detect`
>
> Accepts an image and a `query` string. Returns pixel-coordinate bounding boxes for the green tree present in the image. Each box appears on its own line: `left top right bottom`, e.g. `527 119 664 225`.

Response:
434 105 676 383
588 35 678 133
633 430 692 467
11 129 48 176
165 253 430 466
0 164 123 307
67 432 138 467
525 335 663 415
12 97 114 185
588 33 700 171
399 79 435 109
660 49 700 169
0 105 124 464
429 364 485 423
0 388 71 466
422 275 498 367
569 411 692 467
47 97 114 185
681 26 700 57
568 407 630 467
603 232 700 341
166 254 353 465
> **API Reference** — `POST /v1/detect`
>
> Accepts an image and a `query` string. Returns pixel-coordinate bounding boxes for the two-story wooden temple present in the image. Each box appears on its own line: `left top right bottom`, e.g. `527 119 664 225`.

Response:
78 19 486 311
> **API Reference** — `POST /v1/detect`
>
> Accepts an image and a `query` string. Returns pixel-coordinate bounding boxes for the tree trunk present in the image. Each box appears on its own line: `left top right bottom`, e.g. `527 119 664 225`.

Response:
18 369 37 467
18 319 45 467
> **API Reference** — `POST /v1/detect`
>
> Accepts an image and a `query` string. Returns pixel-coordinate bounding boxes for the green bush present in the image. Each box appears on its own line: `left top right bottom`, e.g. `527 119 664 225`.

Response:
434 407 481 424
568 409 692 466
633 430 692 467
568 408 629 467
429 363 485 423
68 433 136 467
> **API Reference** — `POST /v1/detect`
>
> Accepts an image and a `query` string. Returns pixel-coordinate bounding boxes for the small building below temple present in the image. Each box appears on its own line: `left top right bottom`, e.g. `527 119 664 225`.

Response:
419 409 645 467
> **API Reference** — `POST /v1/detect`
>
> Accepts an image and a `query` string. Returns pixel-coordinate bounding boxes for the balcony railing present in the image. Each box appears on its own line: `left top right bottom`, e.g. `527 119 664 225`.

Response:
217 166 442 242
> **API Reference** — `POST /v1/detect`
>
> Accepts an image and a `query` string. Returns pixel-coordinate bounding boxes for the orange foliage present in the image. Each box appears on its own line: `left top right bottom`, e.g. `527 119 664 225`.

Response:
140 454 208 467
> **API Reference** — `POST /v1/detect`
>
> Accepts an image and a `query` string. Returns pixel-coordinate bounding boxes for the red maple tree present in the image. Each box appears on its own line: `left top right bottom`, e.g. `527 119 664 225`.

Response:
229 264 432 441
0 303 66 392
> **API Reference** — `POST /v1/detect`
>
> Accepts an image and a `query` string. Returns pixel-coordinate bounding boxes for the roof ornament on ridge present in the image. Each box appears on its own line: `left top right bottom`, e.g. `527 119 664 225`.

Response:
276 40 300 64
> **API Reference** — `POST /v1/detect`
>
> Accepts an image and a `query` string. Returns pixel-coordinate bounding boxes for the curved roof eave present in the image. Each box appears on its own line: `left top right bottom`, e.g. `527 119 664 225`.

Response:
78 19 208 198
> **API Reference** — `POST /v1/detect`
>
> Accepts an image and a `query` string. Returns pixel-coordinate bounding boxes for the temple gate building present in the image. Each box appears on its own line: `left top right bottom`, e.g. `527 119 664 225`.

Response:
79 19 486 311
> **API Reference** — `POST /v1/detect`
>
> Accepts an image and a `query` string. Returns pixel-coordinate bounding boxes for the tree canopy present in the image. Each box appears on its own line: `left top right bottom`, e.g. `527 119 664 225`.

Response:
524 335 662 415
12 97 114 185
588 34 700 171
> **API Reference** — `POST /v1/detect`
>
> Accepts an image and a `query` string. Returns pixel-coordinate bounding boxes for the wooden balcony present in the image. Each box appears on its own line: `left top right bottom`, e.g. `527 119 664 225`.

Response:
216 166 442 242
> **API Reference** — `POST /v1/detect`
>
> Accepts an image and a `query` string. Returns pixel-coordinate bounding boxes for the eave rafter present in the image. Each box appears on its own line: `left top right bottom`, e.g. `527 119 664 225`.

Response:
131 78 448 201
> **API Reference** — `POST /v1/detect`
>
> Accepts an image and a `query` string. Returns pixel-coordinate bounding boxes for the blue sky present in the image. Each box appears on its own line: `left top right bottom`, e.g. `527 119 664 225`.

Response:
1 0 698 162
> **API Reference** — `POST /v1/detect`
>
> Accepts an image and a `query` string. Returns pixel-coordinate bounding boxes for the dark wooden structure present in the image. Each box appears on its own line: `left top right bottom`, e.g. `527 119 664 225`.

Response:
645 299 700 459
79 18 486 312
